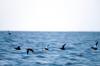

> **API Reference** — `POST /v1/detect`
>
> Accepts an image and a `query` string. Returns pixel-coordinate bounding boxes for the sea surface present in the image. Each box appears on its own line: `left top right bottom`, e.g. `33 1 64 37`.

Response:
0 31 100 66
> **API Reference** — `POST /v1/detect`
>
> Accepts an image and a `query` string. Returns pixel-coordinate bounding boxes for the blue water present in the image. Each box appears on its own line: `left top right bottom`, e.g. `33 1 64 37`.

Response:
0 31 100 66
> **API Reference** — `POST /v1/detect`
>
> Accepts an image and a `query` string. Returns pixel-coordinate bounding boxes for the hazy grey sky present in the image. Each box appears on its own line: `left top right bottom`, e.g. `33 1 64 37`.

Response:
0 0 100 31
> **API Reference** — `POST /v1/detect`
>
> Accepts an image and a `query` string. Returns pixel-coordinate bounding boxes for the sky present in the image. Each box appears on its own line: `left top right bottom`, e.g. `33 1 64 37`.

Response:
0 0 100 31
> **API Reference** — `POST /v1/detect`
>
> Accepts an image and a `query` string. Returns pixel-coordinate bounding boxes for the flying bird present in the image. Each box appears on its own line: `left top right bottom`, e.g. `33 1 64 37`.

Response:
44 45 49 51
26 48 34 54
60 44 66 50
91 41 98 50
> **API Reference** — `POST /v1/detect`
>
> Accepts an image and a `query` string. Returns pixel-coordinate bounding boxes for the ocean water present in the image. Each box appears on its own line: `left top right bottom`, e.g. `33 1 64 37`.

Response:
0 31 100 66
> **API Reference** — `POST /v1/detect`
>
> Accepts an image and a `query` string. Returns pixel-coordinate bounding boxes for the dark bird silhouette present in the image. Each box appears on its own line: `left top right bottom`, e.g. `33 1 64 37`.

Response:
8 32 11 35
26 48 34 54
95 41 98 47
91 41 98 50
44 48 48 50
15 46 21 50
91 47 98 50
60 44 66 50
44 45 49 50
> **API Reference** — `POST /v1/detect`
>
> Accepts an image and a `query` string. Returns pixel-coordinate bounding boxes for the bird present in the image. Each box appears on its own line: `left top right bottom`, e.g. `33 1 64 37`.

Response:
91 41 98 50
44 47 48 50
44 45 49 51
95 40 98 47
91 47 98 50
14 46 21 50
60 44 66 50
26 48 34 54
8 32 11 35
